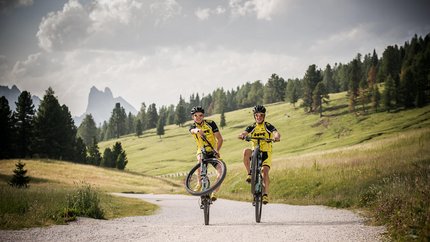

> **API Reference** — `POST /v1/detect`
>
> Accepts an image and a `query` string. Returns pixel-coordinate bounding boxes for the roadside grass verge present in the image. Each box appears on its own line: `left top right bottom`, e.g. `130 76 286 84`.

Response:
0 159 180 230
217 128 430 240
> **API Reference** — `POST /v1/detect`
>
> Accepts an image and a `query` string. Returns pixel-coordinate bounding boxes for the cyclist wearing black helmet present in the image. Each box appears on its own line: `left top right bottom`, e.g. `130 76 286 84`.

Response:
189 106 224 201
238 105 281 204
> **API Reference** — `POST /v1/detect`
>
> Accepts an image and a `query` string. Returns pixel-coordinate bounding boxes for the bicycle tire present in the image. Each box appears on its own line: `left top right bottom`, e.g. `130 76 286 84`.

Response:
250 149 259 194
202 196 210 225
185 158 227 196
255 193 263 223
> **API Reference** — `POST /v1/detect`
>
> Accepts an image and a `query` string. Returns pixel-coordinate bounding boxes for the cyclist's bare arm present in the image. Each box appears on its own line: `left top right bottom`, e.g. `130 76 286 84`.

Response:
214 131 223 156
238 131 249 140
190 128 205 137
273 131 281 142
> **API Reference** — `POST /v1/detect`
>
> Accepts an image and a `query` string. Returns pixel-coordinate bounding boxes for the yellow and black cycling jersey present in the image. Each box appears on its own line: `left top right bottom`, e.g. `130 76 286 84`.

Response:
245 122 277 152
189 119 220 154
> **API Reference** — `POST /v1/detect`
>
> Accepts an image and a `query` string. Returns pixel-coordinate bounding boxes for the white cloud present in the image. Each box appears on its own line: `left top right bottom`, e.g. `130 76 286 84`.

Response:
36 0 91 52
150 0 182 25
195 6 226 20
229 0 286 20
195 8 210 20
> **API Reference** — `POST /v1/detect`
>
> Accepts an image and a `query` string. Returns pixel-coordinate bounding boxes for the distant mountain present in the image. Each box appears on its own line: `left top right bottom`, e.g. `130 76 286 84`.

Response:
0 85 41 111
74 86 138 126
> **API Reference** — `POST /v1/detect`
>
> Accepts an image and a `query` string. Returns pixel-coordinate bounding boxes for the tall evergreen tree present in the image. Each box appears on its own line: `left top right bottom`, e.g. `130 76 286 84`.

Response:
220 111 226 129
263 73 286 104
175 96 187 127
156 115 165 139
285 79 299 107
138 102 147 131
0 97 14 158
14 91 35 158
77 114 98 146
302 65 322 112
135 119 143 137
34 88 71 159
74 137 87 163
348 58 361 113
146 103 158 129
323 64 337 93
399 66 416 108
87 138 102 166
101 147 115 168
110 103 127 138
312 82 329 117
383 75 397 111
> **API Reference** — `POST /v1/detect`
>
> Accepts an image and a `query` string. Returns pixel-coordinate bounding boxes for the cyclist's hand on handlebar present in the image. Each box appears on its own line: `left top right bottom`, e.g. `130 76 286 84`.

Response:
238 134 246 140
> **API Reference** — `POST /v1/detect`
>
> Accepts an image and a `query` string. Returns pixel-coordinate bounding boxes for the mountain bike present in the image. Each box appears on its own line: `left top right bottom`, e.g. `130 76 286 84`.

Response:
185 135 227 225
243 136 275 223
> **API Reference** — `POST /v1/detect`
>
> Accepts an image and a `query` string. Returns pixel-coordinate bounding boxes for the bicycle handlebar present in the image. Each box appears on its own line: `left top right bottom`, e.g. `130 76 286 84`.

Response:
243 136 277 143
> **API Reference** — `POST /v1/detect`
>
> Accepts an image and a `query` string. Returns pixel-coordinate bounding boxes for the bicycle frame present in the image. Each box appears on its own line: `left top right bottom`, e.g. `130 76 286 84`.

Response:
244 136 274 223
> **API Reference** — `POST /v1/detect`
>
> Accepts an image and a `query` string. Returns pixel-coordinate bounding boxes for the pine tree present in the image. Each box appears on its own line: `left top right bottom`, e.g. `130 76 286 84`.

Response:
136 119 143 137
116 151 128 170
175 96 187 127
14 91 35 158
34 87 73 159
74 137 87 163
0 97 15 158
146 103 158 129
110 103 127 138
87 138 102 166
101 147 115 168
9 161 30 188
220 111 226 129
312 82 329 117
383 75 397 111
349 58 361 113
302 65 322 112
77 114 97 146
156 116 165 139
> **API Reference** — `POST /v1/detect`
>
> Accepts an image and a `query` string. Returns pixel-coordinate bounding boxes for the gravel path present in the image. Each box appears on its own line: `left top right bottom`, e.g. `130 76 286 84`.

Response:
0 193 386 241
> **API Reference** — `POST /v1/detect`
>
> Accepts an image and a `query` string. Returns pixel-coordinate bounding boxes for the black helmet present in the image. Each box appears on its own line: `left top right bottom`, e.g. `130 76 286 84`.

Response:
252 105 266 114
191 106 205 115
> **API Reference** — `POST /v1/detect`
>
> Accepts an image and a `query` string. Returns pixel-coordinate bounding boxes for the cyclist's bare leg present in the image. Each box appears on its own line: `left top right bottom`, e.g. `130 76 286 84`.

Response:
243 148 252 174
214 163 222 193
262 165 270 195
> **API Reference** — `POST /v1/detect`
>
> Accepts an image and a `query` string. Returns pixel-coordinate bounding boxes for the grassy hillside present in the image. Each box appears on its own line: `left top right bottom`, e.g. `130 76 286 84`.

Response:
99 91 430 176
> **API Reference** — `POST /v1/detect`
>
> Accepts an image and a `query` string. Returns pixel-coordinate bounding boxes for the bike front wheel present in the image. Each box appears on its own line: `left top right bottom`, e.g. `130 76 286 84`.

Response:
185 158 227 196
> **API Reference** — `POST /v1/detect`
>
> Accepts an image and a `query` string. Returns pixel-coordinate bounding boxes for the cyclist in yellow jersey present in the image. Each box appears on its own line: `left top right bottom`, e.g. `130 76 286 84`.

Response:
238 105 281 204
189 106 224 201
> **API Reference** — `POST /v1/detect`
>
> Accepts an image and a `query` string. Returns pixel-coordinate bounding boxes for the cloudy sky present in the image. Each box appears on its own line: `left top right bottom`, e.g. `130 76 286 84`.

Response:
0 0 429 116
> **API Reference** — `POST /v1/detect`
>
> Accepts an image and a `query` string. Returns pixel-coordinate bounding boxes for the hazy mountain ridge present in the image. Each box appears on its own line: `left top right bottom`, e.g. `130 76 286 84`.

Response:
0 85 138 126
75 86 138 126
0 85 41 111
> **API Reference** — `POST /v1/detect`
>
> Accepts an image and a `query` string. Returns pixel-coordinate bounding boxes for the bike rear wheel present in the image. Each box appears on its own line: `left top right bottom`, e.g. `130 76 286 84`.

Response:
202 196 210 225
254 193 263 223
185 158 227 196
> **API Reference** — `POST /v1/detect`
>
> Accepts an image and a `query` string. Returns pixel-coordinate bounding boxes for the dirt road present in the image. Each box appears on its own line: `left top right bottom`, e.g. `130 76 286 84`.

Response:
0 193 385 241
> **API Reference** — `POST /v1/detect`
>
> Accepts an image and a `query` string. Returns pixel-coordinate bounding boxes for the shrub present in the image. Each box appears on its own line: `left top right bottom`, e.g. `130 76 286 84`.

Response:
64 182 105 220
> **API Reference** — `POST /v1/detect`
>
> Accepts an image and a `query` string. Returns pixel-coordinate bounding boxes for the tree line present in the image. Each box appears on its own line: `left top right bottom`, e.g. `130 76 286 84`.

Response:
1 33 429 161
93 33 429 142
0 88 127 170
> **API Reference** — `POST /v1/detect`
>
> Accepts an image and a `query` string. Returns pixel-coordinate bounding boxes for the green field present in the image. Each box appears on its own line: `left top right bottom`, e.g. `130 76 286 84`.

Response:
1 91 430 240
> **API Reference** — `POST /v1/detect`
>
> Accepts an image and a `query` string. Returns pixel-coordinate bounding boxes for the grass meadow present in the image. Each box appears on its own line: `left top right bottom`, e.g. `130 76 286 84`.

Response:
1 91 430 240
